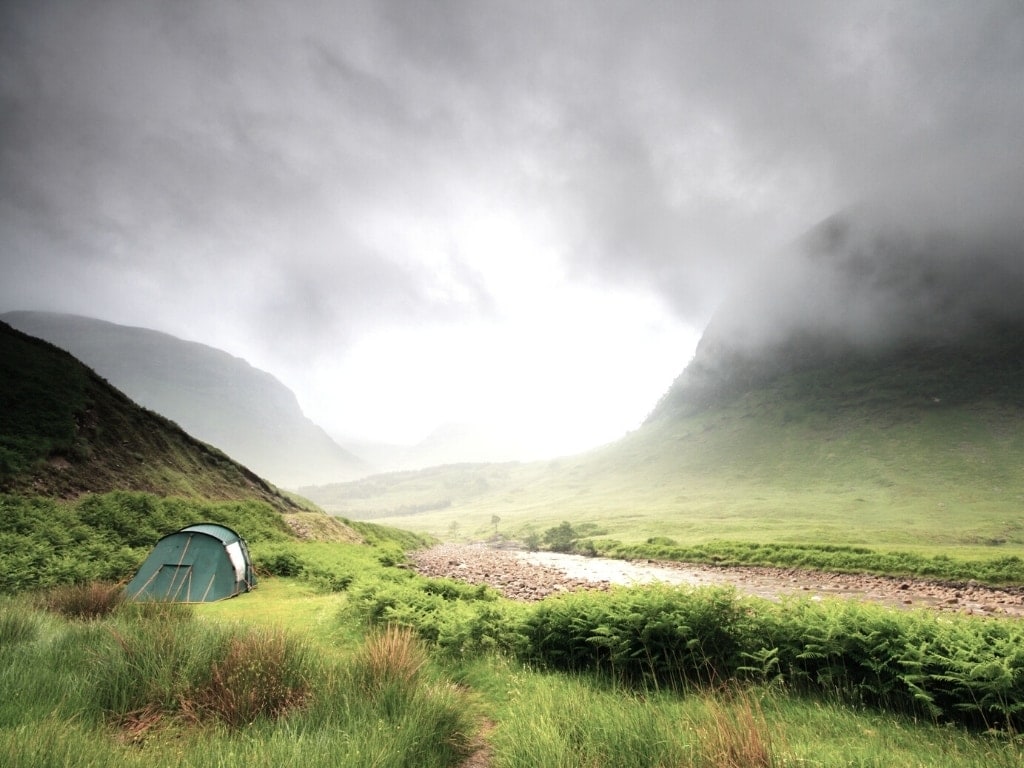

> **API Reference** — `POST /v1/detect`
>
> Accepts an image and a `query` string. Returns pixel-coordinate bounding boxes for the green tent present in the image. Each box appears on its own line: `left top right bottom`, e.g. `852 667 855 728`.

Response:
126 523 256 602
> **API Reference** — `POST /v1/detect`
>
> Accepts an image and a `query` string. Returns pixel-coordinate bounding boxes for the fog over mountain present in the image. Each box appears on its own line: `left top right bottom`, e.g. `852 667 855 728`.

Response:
650 199 1024 420
708 202 1024 357
1 1 1022 458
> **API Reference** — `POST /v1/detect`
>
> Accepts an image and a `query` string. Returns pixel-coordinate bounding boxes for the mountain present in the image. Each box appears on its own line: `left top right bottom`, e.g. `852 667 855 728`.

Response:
1 312 367 488
650 209 1024 418
0 319 298 509
300 210 1024 550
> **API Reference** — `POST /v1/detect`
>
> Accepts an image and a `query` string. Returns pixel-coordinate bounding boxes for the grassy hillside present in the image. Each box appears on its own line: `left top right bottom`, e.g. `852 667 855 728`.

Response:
2 311 368 488
0 320 297 508
303 325 1024 562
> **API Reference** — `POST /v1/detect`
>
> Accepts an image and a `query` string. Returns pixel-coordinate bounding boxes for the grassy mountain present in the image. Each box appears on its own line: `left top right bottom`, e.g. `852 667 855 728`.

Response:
1 312 367 488
303 214 1024 557
0 319 299 509
303 326 1024 553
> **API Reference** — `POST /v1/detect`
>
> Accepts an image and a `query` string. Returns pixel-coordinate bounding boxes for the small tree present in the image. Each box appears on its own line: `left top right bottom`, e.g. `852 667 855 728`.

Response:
491 515 501 536
523 527 541 551
543 521 577 553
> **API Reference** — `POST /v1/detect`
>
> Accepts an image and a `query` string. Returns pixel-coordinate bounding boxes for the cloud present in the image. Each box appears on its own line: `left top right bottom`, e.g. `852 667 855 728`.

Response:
1 1 1022 450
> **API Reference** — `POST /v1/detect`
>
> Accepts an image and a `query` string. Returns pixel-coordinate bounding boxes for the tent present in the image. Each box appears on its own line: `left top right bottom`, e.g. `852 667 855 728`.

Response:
126 523 256 602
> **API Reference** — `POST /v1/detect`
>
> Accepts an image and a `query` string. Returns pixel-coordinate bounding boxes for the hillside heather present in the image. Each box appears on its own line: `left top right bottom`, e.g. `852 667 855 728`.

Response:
0 320 297 508
1 311 367 487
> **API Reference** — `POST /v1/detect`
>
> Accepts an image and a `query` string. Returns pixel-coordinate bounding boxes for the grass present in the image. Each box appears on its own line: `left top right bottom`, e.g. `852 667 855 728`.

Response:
306 369 1024 583
456 657 1024 768
304 329 1024 572
0 586 478 767
4 318 1024 764
0 321 296 509
4 556 1024 767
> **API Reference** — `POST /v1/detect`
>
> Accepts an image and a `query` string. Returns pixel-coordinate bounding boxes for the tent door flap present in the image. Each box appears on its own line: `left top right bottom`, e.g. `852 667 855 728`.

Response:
149 564 194 601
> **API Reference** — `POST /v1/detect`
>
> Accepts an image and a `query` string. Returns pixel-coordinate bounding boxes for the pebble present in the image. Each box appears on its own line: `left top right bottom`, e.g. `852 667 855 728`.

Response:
407 543 1024 616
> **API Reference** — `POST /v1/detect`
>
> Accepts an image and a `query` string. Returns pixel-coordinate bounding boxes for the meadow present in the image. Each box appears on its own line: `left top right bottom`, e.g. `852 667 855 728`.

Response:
311 394 1024 586
3 521 1023 767
309 334 1024 566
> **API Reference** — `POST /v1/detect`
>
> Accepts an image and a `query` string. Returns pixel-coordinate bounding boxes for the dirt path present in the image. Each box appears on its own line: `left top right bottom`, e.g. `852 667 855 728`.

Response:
409 543 1024 617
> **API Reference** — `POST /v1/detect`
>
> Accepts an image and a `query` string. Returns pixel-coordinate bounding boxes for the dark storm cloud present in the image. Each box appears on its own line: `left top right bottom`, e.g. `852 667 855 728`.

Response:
1 0 1022 358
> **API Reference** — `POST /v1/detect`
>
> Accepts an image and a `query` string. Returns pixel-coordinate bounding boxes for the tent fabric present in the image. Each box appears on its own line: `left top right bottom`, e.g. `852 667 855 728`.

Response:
126 523 256 602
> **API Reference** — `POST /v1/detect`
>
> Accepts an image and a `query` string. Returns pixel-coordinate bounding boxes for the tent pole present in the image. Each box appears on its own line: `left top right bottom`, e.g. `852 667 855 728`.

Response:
199 572 216 602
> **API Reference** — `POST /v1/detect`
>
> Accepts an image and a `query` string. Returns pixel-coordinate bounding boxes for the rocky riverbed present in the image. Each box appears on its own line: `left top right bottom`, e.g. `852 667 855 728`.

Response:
408 543 1024 617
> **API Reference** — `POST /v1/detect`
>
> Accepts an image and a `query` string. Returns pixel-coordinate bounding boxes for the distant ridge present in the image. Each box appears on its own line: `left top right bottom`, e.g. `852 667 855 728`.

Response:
1 312 368 488
0 320 298 509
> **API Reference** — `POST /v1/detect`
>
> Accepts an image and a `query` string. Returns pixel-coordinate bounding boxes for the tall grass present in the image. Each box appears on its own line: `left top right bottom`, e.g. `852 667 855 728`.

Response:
487 670 779 768
464 657 1023 768
0 596 41 645
0 590 479 768
353 624 428 693
34 580 124 619
91 615 313 730
695 693 774 768
347 572 1024 731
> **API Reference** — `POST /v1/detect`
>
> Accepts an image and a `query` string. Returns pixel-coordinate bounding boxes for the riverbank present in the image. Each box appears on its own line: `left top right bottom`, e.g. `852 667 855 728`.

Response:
408 543 1024 617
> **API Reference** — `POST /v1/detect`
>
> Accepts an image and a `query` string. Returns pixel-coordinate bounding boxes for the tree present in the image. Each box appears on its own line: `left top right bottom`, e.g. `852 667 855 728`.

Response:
542 521 577 553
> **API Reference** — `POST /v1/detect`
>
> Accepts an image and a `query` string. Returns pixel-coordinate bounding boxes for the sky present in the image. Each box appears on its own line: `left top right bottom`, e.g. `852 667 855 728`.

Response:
2 1 1023 459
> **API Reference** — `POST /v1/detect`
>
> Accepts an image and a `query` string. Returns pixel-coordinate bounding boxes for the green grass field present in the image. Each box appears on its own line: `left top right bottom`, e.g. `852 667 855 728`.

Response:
310 397 1024 572
5 547 1023 768
307 332 1024 567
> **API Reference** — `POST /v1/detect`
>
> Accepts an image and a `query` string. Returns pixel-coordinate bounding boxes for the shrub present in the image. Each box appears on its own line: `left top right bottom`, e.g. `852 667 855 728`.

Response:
258 548 305 577
543 521 578 552
344 576 525 658
376 544 405 567
92 615 313 731
191 628 313 727
522 585 750 688
305 566 355 593
34 581 124 620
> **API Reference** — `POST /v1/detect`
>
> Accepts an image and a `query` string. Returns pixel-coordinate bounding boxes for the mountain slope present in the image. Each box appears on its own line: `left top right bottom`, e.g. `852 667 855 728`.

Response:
302 211 1024 551
1 312 367 488
305 326 1024 549
0 320 299 509
651 209 1024 417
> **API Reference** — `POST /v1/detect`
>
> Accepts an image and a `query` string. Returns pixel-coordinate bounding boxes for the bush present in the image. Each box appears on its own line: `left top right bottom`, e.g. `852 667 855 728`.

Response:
344 576 525 658
517 583 1024 731
34 581 124 620
543 522 578 552
258 548 305 577
0 492 294 594
376 544 406 567
91 614 314 731
522 585 750 688
305 566 355 593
